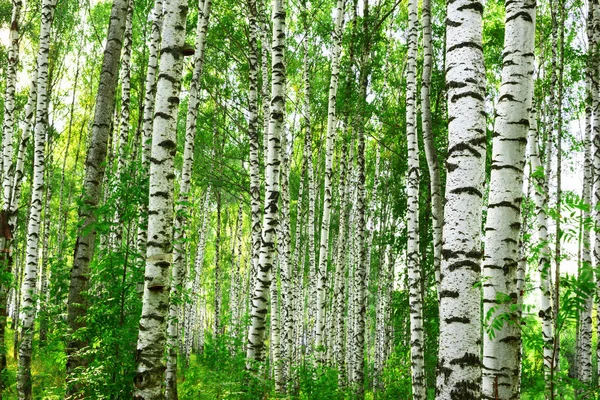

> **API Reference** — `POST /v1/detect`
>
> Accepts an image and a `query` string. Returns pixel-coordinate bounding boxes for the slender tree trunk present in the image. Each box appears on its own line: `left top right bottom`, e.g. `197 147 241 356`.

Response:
406 0 424 395
214 189 222 336
185 188 210 360
420 0 442 297
315 0 345 356
551 3 565 395
247 0 262 305
592 0 600 385
137 0 164 255
481 0 536 397
527 103 556 398
276 123 292 392
165 0 211 394
300 2 317 351
133 0 189 395
65 0 129 393
334 139 349 386
2 0 22 198
17 0 57 397
0 2 23 393
350 0 370 395
246 0 286 366
38 164 52 344
436 0 486 395
578 74 593 387
111 0 134 248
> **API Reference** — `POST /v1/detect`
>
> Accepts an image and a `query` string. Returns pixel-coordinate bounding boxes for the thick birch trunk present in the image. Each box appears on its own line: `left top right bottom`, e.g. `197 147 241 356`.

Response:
436 0 486 396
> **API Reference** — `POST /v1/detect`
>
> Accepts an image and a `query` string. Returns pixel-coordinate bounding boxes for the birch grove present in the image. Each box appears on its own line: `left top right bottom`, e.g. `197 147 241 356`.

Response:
1 0 599 396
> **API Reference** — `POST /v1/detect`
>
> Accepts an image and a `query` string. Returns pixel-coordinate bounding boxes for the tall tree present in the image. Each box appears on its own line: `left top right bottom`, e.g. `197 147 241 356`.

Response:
0 0 23 393
436 0 486 396
17 0 57 397
65 0 129 393
406 0 425 394
315 0 345 355
133 0 189 395
246 0 286 365
420 0 442 296
481 0 536 396
165 0 211 395
137 0 164 254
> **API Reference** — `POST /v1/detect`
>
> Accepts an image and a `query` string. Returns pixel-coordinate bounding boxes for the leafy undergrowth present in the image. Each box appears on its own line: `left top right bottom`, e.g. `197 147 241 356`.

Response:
2 321 66 399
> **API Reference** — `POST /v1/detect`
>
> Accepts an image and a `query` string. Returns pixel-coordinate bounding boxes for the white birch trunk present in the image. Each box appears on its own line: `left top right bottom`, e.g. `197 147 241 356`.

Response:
406 0 424 395
165 0 211 394
481 1 536 397
2 0 22 206
246 0 286 365
133 0 188 395
137 0 164 254
247 0 262 298
527 107 555 396
315 0 345 354
17 0 56 396
436 0 486 395
420 0 442 297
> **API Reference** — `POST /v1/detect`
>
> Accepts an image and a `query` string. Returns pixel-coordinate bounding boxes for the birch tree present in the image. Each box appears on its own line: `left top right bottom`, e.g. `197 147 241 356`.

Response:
436 0 486 396
246 0 286 365
137 0 164 254
133 0 189 395
406 0 424 394
165 0 211 395
65 0 129 392
315 0 345 355
0 0 23 391
17 0 57 396
481 0 536 397
420 0 442 295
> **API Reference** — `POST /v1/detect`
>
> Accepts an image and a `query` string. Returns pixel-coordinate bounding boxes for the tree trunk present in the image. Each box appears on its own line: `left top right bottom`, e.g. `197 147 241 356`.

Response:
17 0 57 397
137 0 164 255
315 0 345 356
406 0 424 395
2 0 22 199
65 0 129 393
481 0 536 397
420 0 442 297
246 0 286 365
111 0 134 249
247 0 262 307
436 0 486 395
133 0 189 395
0 2 23 393
165 0 211 394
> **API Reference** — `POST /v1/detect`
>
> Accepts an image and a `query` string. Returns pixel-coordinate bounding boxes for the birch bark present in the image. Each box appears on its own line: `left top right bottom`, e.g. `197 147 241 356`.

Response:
133 0 189 395
17 0 57 396
481 0 536 397
246 0 286 365
436 0 486 395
